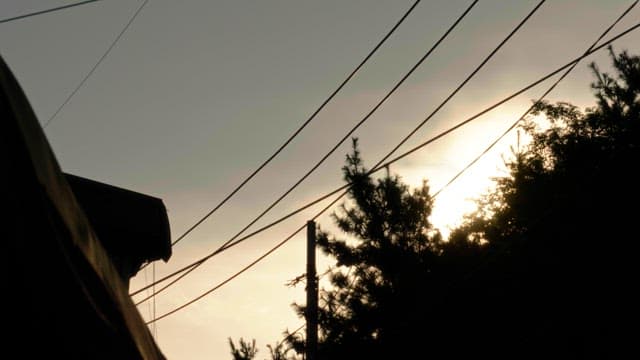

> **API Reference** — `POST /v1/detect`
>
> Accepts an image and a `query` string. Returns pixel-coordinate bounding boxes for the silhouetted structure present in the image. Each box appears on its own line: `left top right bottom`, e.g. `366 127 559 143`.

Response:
1 54 169 359
65 173 171 288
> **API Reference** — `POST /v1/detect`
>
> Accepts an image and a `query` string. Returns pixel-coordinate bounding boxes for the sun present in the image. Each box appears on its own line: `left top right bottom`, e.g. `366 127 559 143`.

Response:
390 107 530 238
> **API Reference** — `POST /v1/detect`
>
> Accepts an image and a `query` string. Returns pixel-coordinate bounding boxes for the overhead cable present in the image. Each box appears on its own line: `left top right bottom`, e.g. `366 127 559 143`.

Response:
144 19 639 318
43 0 149 128
431 0 639 198
145 191 345 324
138 0 546 313
132 21 640 303
167 0 423 249
132 0 480 298
0 0 104 24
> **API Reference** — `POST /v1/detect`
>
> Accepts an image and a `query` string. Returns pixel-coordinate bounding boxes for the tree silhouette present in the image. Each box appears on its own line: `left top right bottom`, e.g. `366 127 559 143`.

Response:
449 47 640 358
229 338 258 360
282 138 469 359
228 337 298 360
231 48 639 359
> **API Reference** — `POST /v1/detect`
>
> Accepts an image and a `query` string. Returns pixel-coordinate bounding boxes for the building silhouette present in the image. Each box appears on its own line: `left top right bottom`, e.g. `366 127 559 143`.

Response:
1 54 170 359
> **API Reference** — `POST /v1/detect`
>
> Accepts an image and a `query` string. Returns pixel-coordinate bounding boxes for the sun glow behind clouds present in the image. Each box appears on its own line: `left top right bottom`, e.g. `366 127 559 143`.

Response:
394 109 524 238
397 162 494 239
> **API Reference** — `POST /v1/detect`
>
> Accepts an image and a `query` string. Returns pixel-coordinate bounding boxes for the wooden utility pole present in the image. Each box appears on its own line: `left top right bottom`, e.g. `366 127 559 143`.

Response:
306 220 318 360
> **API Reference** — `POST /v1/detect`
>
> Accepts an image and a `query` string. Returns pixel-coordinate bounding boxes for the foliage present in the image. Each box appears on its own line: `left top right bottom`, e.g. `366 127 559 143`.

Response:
228 338 258 360
283 138 481 359
266 340 296 360
228 337 298 360
232 48 639 359
449 47 640 358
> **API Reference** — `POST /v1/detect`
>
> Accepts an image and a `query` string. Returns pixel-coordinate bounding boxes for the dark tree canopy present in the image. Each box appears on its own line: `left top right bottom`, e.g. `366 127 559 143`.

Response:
448 47 640 358
313 140 443 359
284 139 485 359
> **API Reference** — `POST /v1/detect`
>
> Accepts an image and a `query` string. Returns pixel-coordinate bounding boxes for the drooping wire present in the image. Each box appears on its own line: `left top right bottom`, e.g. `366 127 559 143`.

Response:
373 22 640 174
0 0 104 24
166 0 423 251
132 0 479 300
43 0 149 128
140 1 551 317
431 0 639 198
368 0 546 172
132 21 640 305
216 5 640 344
152 261 157 339
145 190 345 324
143 265 153 322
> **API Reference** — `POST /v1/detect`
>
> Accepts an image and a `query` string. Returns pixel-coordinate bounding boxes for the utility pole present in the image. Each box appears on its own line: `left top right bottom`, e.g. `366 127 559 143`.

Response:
306 220 318 360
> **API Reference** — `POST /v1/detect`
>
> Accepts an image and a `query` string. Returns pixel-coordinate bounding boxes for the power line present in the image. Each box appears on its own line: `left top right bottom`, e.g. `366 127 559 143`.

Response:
145 190 345 324
167 0 423 249
431 0 639 199
210 0 478 257
131 21 640 302
152 261 157 339
139 0 546 316
211 0 544 270
143 264 152 321
424 1 640 319
374 23 640 174
368 0 546 171
429 117 623 326
132 0 479 299
0 0 104 24
131 183 348 298
152 3 638 337
139 0 541 304
43 0 149 128
156 6 640 332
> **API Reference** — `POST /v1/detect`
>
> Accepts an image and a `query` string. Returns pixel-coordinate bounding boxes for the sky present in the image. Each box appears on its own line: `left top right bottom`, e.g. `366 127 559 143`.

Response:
1 1 639 359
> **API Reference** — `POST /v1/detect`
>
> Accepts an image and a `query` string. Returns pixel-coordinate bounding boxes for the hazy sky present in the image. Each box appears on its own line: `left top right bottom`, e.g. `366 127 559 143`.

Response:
2 1 638 359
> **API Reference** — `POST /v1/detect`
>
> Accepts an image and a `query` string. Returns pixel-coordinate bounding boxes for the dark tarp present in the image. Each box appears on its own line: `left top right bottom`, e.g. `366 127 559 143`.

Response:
0 54 167 359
